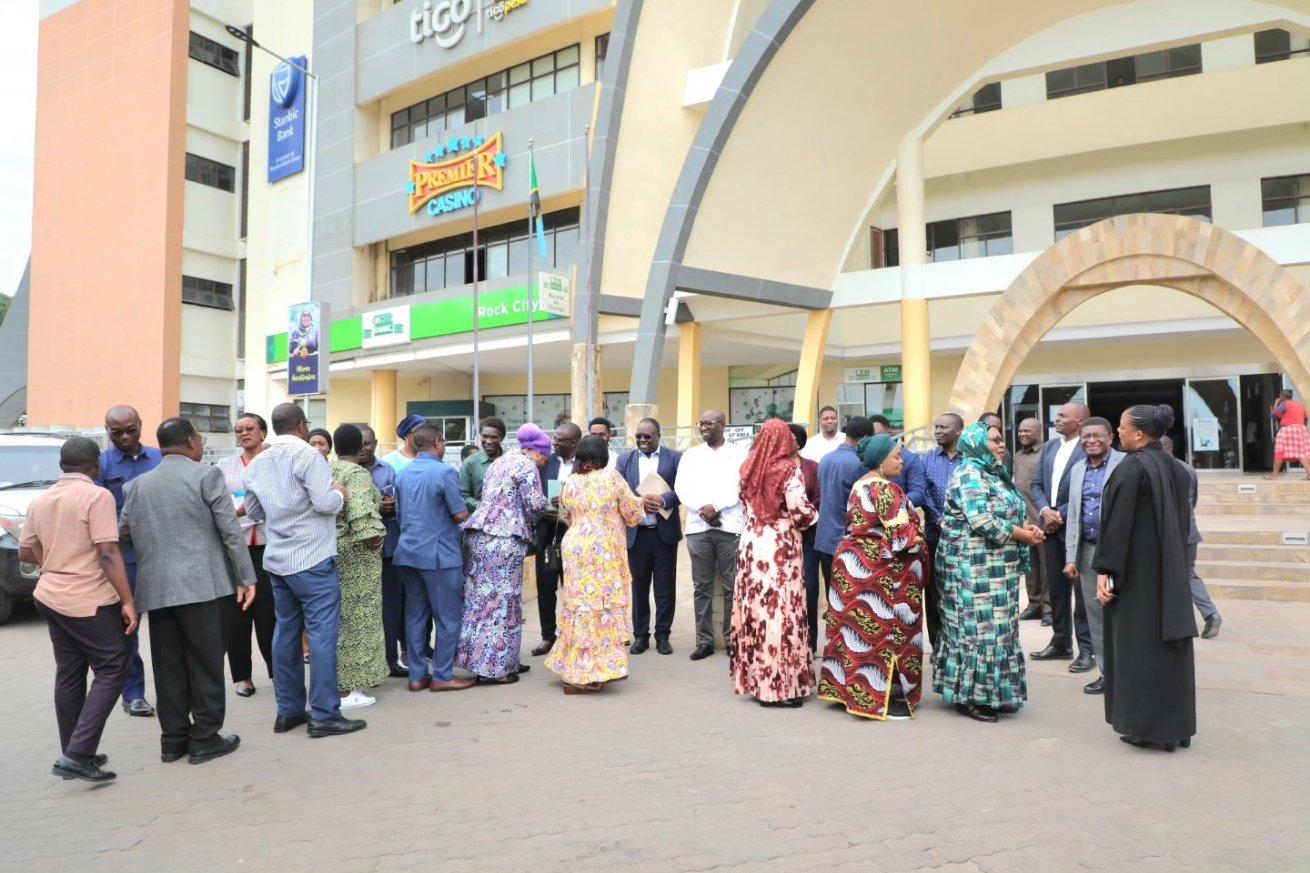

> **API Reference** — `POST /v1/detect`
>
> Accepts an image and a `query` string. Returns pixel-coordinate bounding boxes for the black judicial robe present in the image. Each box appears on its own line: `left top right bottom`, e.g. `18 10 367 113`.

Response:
1093 442 1197 743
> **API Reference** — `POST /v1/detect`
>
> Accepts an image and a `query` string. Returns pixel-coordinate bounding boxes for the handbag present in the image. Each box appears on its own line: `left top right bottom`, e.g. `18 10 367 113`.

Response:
541 519 563 578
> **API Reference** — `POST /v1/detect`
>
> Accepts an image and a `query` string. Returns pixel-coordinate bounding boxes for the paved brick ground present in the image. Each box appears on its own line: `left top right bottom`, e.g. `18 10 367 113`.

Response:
3 563 1307 872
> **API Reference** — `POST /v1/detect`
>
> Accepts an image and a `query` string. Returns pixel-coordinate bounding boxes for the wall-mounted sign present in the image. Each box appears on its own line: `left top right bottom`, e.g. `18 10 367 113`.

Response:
287 302 328 396
409 0 528 49
844 365 903 384
1192 417 1220 452
361 305 412 349
537 272 570 318
408 132 506 217
267 56 307 183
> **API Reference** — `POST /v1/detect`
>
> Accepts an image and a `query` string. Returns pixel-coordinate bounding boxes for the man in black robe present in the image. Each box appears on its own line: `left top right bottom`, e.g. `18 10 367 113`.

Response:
1093 406 1197 751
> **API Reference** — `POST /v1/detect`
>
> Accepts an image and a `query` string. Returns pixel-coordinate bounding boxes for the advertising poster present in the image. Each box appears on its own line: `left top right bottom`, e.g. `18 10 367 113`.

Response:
1192 417 1220 452
268 56 307 183
287 302 328 396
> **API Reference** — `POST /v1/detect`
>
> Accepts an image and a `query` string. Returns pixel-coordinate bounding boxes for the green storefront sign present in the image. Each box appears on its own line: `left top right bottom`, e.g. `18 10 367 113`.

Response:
266 284 562 365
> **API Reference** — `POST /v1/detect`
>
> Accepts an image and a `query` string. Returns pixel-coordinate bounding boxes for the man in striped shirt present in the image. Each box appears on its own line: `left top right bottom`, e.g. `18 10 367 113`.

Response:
243 403 365 739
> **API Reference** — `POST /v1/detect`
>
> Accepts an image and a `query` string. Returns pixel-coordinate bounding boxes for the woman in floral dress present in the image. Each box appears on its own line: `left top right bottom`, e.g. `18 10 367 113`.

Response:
933 422 1046 722
455 423 551 684
818 435 928 721
329 424 389 710
545 435 646 694
729 418 818 708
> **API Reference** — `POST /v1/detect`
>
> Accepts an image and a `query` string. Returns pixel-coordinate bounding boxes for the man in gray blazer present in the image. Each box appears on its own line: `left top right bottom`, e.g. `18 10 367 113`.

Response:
1160 435 1222 639
120 418 256 765
1061 417 1123 695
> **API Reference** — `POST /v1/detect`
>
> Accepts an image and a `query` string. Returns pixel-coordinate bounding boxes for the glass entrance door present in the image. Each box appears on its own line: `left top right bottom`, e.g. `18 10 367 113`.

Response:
1184 378 1241 470
1039 384 1087 440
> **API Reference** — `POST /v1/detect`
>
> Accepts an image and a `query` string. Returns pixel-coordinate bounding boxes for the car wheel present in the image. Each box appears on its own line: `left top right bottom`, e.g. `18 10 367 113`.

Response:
0 590 13 625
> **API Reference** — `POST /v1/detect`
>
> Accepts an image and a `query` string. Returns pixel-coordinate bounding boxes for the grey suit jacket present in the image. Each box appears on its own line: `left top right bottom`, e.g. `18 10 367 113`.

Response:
120 454 257 612
1174 457 1203 545
1064 450 1126 565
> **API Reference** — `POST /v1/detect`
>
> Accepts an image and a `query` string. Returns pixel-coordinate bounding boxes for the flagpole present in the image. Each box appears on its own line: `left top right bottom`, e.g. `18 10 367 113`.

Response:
526 138 535 425
471 131 481 431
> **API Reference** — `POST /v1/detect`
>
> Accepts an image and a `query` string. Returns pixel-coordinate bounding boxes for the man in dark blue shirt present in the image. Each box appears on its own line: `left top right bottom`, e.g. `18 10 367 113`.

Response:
871 416 929 511
394 424 472 693
359 425 408 678
95 405 161 717
921 412 964 648
812 416 875 650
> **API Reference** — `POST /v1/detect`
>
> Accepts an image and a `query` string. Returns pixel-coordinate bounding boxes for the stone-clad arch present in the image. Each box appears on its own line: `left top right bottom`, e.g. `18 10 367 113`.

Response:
948 213 1310 421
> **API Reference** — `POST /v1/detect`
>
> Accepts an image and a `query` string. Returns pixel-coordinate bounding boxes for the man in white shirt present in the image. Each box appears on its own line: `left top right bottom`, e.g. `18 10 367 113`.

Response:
674 410 748 661
800 406 844 463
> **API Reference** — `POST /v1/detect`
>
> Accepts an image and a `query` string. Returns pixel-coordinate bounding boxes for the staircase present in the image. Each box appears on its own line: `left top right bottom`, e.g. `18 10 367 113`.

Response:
1195 476 1310 602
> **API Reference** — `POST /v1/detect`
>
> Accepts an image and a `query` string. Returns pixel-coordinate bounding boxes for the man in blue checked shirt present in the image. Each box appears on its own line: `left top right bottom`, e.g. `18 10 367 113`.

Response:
358 425 410 678
921 412 964 649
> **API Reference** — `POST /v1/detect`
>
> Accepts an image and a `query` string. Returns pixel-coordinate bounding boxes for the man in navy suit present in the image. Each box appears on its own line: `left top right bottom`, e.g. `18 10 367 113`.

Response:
530 422 582 657
617 418 682 655
1030 402 1094 665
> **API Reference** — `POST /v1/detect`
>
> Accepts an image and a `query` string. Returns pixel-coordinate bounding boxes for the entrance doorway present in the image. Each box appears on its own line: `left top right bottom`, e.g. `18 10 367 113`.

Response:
1086 379 1186 457
1240 373 1283 473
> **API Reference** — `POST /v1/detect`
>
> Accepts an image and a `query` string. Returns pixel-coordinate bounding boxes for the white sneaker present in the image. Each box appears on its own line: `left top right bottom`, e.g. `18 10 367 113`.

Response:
340 690 376 710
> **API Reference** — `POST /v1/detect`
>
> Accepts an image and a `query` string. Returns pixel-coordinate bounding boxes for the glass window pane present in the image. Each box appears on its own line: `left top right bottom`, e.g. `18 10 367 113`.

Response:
446 253 466 288
1262 176 1298 199
508 82 530 107
509 63 530 84
1046 68 1075 95
1168 43 1201 70
485 242 508 279
410 120 426 142
485 71 505 94
532 54 554 76
426 256 444 292
410 260 425 294
987 235 1014 257
554 225 579 267
393 107 409 127
1264 205 1297 227
445 104 465 128
427 94 445 115
1135 50 1167 80
556 45 580 67
466 94 487 122
507 237 527 275
555 65 580 93
532 74 555 101
1114 193 1146 214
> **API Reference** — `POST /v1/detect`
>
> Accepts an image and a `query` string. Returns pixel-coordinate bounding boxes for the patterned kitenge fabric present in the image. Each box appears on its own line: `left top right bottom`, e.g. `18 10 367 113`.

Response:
329 459 389 692
729 467 818 702
455 451 549 678
932 425 1031 710
545 469 646 685
818 472 927 720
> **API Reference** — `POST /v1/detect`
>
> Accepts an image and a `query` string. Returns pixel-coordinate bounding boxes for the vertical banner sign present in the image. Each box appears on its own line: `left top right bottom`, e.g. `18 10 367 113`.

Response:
287 302 329 396
268 56 307 183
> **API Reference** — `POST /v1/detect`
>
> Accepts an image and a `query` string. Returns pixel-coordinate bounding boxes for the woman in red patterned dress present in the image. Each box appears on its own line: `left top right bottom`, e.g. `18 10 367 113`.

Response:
818 434 928 721
729 419 818 708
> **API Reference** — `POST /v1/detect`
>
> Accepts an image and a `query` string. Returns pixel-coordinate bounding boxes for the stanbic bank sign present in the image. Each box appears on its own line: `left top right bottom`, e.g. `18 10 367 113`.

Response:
410 0 529 49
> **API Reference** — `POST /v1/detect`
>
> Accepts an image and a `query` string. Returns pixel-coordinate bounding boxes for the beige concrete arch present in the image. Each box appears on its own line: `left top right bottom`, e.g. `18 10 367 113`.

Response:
948 213 1310 420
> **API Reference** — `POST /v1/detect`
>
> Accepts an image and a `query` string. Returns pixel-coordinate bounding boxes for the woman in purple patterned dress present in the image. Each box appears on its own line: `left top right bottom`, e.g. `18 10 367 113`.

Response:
454 424 551 684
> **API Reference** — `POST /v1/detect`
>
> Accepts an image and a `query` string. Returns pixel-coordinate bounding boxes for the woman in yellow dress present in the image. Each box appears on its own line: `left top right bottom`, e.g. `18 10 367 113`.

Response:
545 435 646 694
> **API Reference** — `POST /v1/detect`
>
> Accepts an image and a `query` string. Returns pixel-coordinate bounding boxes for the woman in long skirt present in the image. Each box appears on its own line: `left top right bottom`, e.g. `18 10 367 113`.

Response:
729 419 818 708
818 435 927 721
455 423 551 684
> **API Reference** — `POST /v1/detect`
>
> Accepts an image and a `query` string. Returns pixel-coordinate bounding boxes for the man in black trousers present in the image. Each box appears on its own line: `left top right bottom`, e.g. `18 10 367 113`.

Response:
531 422 581 656
618 418 682 655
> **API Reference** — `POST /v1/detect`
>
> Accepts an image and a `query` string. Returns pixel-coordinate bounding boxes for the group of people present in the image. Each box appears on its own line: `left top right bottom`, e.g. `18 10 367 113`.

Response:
23 391 1241 783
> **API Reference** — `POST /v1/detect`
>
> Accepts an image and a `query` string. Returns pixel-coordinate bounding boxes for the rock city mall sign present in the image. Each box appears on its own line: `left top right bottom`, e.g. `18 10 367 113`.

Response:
407 131 506 217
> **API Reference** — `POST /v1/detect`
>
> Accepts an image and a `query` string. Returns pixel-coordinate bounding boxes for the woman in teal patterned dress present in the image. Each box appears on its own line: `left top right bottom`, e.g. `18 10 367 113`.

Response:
933 422 1046 722
330 424 390 710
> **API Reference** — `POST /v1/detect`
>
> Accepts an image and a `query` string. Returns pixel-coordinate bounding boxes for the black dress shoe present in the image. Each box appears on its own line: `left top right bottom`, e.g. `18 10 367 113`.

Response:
1041 615 1052 627
530 639 555 656
1083 677 1105 694
52 755 116 782
189 735 240 765
273 712 310 733
630 638 649 655
121 698 155 717
307 717 367 738
91 753 108 766
1030 643 1074 661
1018 604 1044 621
759 697 804 708
689 644 714 661
956 702 999 723
160 747 187 763
388 665 409 678
655 638 673 655
1068 651 1096 673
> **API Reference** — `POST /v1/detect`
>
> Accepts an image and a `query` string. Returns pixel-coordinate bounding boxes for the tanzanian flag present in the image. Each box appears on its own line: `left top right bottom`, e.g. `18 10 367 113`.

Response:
529 154 548 257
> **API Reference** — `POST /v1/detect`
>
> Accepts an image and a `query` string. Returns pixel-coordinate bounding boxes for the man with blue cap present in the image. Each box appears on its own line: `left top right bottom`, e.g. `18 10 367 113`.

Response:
384 414 428 474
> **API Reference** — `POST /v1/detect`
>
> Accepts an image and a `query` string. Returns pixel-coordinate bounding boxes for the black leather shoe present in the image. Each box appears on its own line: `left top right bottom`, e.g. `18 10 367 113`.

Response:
52 755 116 782
655 637 672 655
1083 677 1105 694
530 638 555 656
307 717 367 738
160 747 187 763
91 753 108 766
388 665 409 678
689 644 714 661
121 698 155 717
1068 651 1096 673
1030 643 1074 661
273 712 310 734
955 702 999 723
1041 615 1052 627
630 638 649 655
189 735 240 765
1018 604 1044 621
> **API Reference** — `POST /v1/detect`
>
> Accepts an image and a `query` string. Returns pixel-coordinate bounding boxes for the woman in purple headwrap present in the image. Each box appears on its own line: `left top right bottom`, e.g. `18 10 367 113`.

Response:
454 424 552 683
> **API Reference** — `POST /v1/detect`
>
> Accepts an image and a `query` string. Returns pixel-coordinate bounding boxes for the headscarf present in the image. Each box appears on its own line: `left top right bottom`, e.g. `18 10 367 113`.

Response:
738 418 799 525
395 414 427 439
855 434 896 470
515 423 552 455
957 422 1017 491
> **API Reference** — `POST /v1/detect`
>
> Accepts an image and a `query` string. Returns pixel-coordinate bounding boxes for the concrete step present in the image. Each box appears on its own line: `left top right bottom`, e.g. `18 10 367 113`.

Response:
1198 478 1310 497
1204 577 1310 603
1195 503 1306 516
1198 529 1285 546
1198 492 1310 505
1197 543 1310 563
1195 559 1310 583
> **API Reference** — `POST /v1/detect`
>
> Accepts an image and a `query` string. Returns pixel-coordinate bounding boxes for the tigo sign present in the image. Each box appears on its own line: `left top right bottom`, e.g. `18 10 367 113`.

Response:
410 0 528 49
408 132 506 217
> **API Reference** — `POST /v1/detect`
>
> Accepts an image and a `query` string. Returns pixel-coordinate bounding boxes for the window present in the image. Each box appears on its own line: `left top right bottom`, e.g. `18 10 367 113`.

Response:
1045 45 1200 99
185 153 236 192
239 141 250 238
390 208 580 296
882 212 1012 267
595 33 610 79
181 402 233 434
188 31 240 76
1262 173 1310 226
237 259 247 358
1255 28 1310 64
949 82 1002 118
390 45 581 148
182 275 235 311
1053 185 1211 239
241 25 253 121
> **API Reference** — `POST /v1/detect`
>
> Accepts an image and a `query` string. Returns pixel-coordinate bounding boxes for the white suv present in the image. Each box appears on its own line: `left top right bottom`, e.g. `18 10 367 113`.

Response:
0 433 69 624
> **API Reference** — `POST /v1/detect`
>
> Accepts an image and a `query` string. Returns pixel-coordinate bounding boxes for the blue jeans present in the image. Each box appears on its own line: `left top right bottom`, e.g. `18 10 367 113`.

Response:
399 565 463 683
121 562 147 702
269 557 342 722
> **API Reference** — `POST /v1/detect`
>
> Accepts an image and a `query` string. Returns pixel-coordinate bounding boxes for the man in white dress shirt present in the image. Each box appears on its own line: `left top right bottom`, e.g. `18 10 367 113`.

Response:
675 410 748 661
799 406 844 463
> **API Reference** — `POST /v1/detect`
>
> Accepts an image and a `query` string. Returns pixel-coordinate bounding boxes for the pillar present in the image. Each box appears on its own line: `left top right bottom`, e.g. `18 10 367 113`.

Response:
570 342 603 425
370 369 398 451
794 310 833 432
897 134 932 432
676 322 702 432
624 402 657 448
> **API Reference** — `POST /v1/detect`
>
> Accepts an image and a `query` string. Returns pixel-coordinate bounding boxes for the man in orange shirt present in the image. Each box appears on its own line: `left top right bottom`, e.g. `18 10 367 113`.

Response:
19 437 139 784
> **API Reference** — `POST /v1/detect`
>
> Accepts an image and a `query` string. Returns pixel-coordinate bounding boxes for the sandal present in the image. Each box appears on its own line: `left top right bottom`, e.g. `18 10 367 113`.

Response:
234 684 256 698
562 682 601 695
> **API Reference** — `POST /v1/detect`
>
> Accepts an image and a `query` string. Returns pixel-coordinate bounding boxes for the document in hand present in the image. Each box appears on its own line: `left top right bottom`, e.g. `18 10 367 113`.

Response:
636 472 674 519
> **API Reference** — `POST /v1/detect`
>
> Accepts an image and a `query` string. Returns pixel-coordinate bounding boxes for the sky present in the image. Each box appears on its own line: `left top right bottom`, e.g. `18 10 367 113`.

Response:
0 3 37 298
